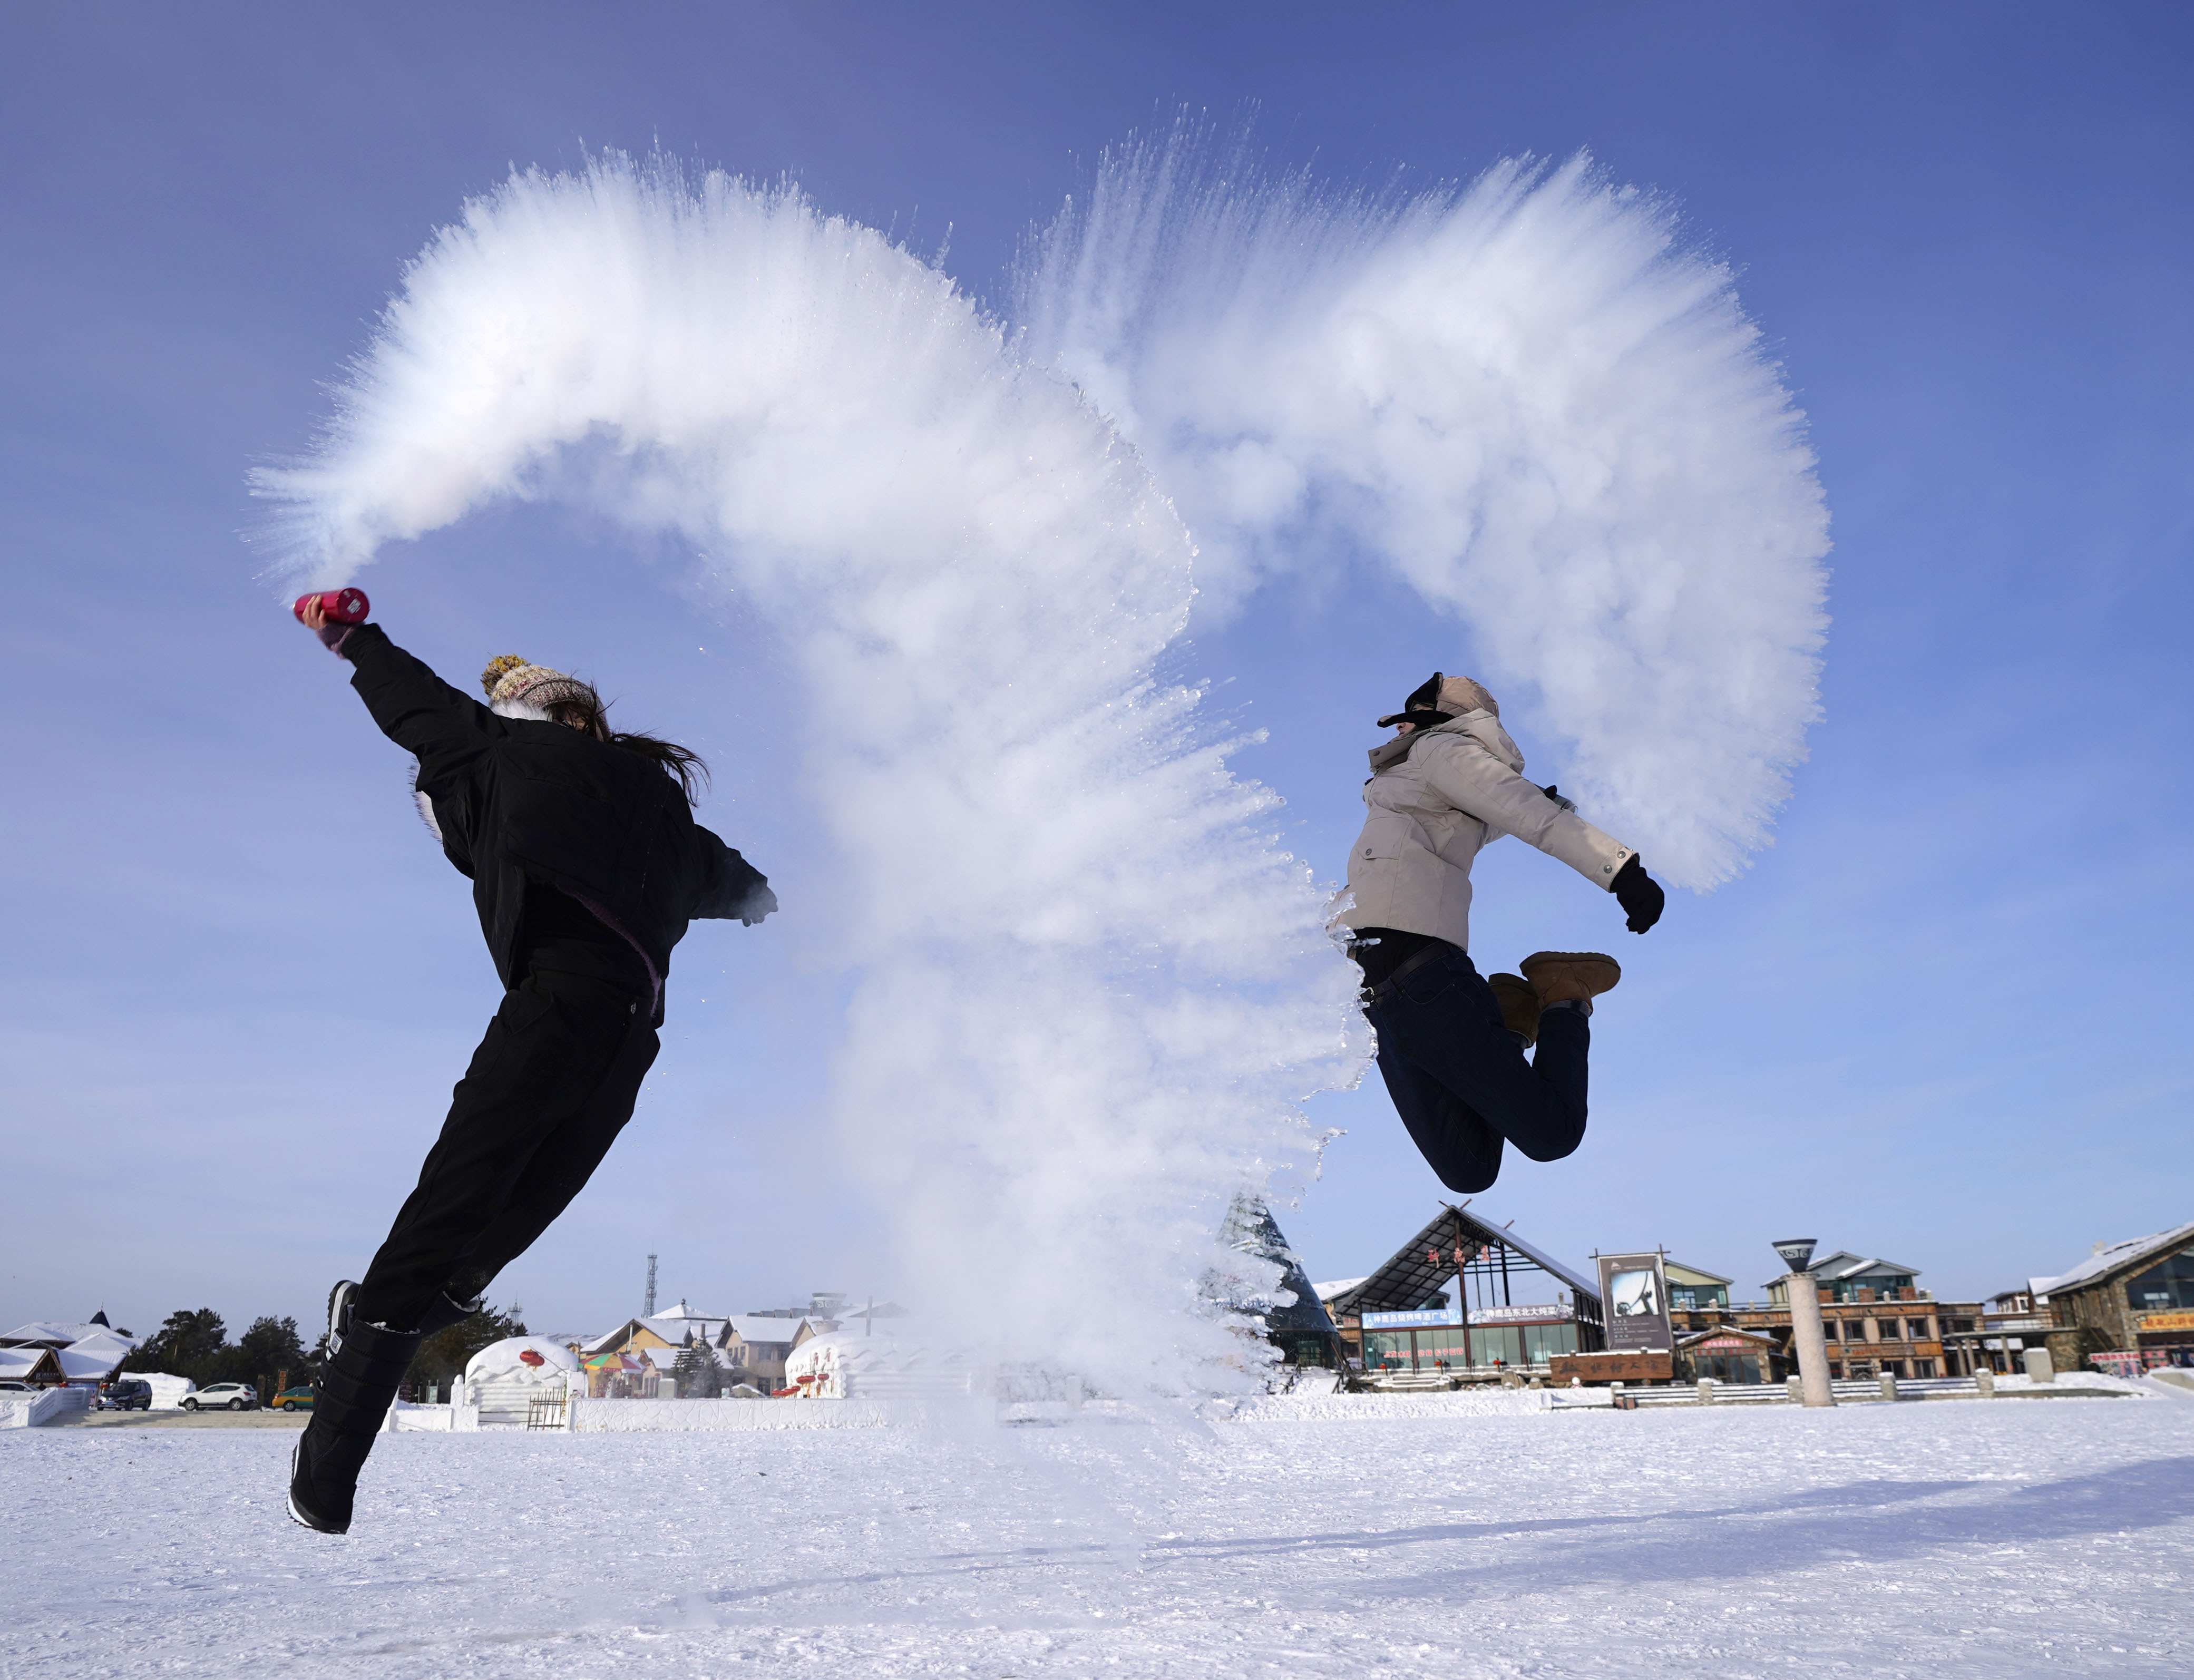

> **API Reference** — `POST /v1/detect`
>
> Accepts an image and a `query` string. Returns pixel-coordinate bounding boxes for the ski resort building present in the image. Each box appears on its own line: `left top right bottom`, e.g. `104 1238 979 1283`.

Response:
0 1313 139 1387
1320 1205 1606 1379
1975 1222 2194 1375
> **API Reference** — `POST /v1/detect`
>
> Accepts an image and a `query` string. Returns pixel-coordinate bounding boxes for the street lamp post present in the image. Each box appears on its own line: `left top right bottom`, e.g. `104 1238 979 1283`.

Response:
1773 1238 1836 1408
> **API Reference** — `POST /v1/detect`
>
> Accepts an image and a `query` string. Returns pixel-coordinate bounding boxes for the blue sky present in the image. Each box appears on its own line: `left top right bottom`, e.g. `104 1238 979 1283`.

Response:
2 4 2188 1340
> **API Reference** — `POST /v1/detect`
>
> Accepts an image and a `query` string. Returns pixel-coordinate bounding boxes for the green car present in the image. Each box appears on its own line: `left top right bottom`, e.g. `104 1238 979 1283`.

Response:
271 1385 315 1411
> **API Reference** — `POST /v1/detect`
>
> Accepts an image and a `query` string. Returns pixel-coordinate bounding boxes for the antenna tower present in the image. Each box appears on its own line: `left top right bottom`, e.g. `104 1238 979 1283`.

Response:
643 1253 658 1317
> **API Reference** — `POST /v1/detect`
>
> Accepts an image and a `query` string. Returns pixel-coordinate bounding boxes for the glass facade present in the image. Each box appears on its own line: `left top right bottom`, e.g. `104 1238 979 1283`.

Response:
1361 1321 1581 1372
2125 1250 2194 1313
1692 1353 1762 1383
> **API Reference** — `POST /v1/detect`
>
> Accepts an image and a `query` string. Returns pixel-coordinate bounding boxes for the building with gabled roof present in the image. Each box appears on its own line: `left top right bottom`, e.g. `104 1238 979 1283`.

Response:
1 1313 136 1349
1763 1251 1924 1305
2 1313 139 1386
717 1316 823 1391
0 1345 65 1385
1323 1203 1605 1379
2023 1220 2194 1374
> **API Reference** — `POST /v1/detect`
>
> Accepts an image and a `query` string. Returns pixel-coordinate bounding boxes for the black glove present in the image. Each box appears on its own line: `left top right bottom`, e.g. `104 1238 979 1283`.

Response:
738 882 779 927
1612 855 1664 934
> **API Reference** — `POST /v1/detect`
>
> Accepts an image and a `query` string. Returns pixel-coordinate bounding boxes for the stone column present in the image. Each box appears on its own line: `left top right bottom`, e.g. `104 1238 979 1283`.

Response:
1787 1274 1837 1407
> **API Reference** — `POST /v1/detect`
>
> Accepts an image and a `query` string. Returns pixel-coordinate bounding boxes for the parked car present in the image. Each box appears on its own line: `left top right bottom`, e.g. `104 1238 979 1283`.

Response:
271 1385 315 1411
0 1380 31 1392
102 1378 152 1411
180 1382 260 1412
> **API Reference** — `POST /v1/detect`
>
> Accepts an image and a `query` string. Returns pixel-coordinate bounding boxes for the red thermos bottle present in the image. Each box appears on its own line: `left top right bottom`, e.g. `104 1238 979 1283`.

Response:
292 588 370 624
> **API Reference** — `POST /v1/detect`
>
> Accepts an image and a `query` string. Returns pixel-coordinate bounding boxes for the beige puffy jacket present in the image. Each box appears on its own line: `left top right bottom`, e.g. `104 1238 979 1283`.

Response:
1344 711 1634 952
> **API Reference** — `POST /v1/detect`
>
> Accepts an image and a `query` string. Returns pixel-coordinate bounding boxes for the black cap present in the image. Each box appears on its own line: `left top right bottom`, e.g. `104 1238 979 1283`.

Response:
1377 671 1444 730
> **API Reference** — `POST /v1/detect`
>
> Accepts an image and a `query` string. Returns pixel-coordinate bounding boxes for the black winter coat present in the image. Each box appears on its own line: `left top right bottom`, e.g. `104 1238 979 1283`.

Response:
342 625 772 1004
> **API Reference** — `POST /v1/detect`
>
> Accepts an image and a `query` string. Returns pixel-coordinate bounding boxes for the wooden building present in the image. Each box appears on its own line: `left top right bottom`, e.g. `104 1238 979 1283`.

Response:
2012 1222 2194 1375
1653 1248 1955 1380
1676 1325 1785 1385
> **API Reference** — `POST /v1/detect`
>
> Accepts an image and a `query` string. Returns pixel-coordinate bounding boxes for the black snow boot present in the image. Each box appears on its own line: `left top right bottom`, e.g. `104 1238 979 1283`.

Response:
288 1291 421 1535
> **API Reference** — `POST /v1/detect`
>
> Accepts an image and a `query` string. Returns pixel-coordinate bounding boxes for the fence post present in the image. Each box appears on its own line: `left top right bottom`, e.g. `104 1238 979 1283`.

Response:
1878 1371 1898 1403
1976 1365 1996 1398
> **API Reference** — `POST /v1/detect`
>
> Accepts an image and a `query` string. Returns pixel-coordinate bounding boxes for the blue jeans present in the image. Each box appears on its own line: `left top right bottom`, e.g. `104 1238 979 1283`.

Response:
1363 944 1590 1194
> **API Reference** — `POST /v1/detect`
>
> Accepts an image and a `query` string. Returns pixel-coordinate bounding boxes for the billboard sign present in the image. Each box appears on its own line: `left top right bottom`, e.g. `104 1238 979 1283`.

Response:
1469 1303 1574 1326
1597 1252 1673 1354
1361 1303 1462 1330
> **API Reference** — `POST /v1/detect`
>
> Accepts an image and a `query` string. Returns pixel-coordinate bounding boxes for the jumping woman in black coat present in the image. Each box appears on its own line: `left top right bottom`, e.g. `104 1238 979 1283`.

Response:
288 599 775 1534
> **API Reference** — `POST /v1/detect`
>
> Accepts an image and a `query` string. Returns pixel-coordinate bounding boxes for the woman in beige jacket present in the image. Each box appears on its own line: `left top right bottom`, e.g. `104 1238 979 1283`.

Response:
1345 673 1664 1193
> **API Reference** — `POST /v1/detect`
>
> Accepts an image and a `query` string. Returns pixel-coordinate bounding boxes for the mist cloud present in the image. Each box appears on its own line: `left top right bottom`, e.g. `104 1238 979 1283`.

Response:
255 155 1357 1397
1016 124 1829 887
254 126 1827 1391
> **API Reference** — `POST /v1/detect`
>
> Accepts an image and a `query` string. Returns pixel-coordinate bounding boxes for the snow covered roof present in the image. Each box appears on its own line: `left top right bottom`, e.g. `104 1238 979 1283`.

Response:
1664 1261 1734 1288
720 1315 816 1349
65 1332 137 1363
0 1346 60 1380
1759 1251 1922 1291
2029 1220 2194 1298
1313 1278 1368 1301
645 1302 729 1333
2 1321 136 1349
57 1345 130 1379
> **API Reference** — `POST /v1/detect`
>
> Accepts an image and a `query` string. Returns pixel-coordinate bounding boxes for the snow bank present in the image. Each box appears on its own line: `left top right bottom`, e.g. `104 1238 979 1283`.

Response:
0 1385 90 1428
137 1372 197 1410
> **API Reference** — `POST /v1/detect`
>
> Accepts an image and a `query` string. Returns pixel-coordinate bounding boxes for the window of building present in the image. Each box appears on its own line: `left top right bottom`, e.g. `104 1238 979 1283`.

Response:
2124 1250 2194 1313
1914 1360 1936 1378
1880 1320 1904 1342
1363 1331 1414 1371
1913 1319 1933 1341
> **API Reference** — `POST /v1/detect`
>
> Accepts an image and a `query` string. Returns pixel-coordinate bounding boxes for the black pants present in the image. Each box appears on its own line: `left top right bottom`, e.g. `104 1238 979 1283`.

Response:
353 962 659 1331
1362 943 1589 1195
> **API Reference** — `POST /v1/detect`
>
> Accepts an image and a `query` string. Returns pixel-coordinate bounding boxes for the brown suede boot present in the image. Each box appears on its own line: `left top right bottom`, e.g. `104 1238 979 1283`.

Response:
1488 973 1543 1047
1519 951 1622 1012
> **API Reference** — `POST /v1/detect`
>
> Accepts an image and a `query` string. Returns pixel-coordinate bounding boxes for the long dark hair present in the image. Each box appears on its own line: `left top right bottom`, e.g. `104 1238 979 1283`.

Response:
546 690 710 805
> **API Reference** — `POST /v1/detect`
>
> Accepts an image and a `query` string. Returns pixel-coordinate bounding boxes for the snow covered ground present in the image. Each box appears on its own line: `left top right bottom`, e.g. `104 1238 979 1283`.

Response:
5 1389 2191 1676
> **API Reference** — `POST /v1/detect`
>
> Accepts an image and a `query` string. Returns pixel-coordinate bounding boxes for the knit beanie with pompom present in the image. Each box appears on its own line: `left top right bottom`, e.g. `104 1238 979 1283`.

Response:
479 654 595 715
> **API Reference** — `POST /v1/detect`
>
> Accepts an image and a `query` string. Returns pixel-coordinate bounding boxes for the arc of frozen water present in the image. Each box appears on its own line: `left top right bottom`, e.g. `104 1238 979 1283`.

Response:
255 154 1360 1399
1015 125 1831 888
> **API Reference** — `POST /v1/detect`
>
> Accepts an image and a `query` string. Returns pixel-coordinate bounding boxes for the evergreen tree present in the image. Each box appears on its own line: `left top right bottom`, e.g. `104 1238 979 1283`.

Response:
123 1309 228 1384
407 1303 529 1391
234 1316 308 1390
673 1337 721 1398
